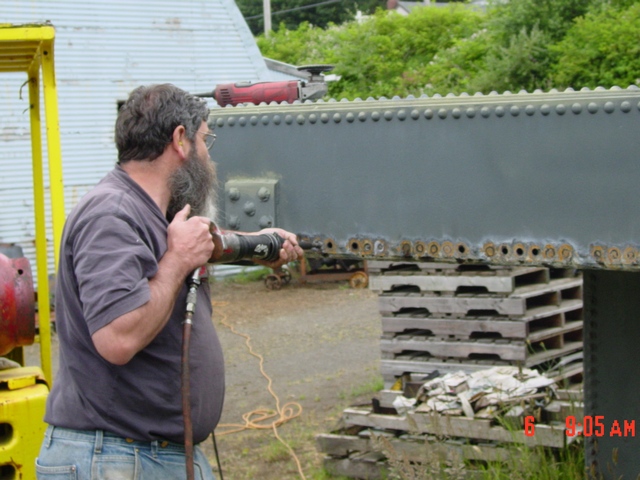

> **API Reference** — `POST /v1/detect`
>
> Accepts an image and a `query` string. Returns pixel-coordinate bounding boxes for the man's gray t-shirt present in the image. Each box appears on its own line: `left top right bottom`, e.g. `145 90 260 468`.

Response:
45 166 224 444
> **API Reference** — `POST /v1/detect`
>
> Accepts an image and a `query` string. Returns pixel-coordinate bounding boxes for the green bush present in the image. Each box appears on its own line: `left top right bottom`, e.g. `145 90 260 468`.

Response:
330 6 484 99
487 0 593 44
420 28 492 96
258 5 484 100
550 2 640 89
471 25 554 93
257 22 337 67
256 0 640 99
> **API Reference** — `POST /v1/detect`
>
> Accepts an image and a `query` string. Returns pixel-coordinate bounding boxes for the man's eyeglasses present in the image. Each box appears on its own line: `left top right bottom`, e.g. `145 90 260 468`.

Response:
200 132 217 149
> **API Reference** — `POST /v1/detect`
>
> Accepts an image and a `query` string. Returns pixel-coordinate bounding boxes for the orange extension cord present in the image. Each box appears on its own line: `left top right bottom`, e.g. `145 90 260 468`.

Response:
212 301 307 480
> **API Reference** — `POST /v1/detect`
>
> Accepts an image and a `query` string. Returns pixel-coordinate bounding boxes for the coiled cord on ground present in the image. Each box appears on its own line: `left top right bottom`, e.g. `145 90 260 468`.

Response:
213 300 306 480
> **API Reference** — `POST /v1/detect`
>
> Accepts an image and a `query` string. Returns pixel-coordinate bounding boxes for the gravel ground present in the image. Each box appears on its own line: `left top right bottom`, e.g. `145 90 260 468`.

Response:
26 276 383 479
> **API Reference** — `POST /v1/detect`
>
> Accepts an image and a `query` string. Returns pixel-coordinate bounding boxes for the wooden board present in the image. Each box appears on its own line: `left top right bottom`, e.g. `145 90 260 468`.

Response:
369 266 557 293
380 331 583 362
341 407 571 449
317 432 518 463
379 294 530 317
382 315 529 338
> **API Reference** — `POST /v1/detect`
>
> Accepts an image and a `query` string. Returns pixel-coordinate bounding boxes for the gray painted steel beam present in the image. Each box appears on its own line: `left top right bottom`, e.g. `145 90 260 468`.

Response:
209 87 640 270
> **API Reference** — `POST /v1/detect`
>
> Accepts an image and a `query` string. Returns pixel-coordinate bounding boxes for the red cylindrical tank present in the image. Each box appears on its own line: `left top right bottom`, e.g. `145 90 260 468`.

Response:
0 253 35 355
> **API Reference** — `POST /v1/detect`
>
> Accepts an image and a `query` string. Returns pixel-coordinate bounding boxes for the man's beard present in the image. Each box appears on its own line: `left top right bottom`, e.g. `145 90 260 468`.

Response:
166 147 218 222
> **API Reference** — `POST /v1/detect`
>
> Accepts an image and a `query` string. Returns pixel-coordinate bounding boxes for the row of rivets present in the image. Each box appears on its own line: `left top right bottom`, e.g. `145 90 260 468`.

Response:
299 235 640 269
214 101 639 127
343 238 470 259
482 241 574 264
309 236 574 263
591 245 639 265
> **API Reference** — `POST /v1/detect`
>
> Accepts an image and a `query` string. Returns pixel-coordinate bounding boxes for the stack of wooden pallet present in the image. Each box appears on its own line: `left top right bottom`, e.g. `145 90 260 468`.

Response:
316 261 584 478
368 261 584 388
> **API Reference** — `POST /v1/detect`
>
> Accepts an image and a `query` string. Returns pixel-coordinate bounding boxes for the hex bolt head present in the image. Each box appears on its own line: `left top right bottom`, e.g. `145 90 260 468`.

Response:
227 215 240 229
257 187 271 202
259 215 274 228
228 188 240 202
243 201 256 217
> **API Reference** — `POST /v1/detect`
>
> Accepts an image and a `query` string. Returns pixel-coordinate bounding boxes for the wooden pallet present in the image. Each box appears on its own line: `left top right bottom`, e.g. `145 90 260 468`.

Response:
380 327 583 363
378 278 583 318
381 302 583 339
368 261 578 278
340 406 572 449
318 392 584 478
369 267 553 294
318 430 517 479
367 261 508 274
318 431 518 463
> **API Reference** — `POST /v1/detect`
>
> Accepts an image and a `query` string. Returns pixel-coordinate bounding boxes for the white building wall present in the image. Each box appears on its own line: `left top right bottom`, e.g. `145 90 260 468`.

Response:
0 0 270 285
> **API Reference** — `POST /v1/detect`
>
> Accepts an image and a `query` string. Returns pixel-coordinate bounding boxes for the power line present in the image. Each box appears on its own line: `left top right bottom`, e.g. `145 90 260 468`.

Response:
245 0 343 20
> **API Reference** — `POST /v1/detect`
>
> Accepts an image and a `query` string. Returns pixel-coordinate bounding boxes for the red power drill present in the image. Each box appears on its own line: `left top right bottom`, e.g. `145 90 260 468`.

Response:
194 65 334 107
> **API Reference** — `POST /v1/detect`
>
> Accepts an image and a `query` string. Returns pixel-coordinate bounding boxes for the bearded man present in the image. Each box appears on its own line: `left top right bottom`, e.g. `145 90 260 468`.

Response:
36 84 302 479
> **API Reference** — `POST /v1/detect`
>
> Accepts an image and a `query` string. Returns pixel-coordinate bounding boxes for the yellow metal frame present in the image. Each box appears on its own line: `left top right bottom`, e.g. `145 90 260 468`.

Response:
0 24 65 384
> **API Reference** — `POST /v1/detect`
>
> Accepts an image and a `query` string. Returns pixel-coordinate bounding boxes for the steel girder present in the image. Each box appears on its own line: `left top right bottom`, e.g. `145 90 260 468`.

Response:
210 86 640 271
209 87 640 478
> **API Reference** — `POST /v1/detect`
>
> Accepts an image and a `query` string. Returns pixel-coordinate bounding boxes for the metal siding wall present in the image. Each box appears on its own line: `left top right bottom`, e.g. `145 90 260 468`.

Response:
0 0 268 286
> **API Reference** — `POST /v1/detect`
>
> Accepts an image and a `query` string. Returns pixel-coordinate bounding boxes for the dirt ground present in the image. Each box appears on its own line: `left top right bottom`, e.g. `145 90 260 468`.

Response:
27 275 383 480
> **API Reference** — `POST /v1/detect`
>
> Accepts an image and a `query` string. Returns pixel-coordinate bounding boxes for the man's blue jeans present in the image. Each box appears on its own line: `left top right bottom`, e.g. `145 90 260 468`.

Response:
36 426 217 479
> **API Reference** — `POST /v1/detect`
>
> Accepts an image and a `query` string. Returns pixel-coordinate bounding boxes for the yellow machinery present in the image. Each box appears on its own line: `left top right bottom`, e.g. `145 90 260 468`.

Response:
0 23 65 479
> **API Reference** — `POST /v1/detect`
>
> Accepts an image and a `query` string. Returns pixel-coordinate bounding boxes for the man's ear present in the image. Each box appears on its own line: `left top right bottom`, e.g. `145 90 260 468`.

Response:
171 125 188 160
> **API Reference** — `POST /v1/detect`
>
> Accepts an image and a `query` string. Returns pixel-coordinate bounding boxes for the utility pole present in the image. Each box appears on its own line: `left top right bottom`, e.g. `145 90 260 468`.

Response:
263 0 272 35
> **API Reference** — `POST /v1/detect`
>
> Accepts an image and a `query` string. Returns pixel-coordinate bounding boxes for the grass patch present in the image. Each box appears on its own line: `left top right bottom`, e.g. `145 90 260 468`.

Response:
263 438 294 463
374 434 585 480
338 374 385 400
477 442 585 480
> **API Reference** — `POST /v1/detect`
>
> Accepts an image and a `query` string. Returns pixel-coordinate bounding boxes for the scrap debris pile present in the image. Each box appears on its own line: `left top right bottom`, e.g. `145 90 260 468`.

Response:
392 366 557 421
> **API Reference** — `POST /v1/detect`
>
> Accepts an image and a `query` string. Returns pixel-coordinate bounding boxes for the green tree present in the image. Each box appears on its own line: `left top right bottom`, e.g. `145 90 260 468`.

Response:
462 0 597 93
260 6 484 99
551 2 640 88
487 0 593 44
257 0 640 99
257 22 337 66
421 29 492 96
237 0 384 36
471 25 554 92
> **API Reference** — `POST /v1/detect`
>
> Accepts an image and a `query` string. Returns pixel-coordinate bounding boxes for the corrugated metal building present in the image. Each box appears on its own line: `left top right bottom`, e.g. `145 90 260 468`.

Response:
0 0 276 284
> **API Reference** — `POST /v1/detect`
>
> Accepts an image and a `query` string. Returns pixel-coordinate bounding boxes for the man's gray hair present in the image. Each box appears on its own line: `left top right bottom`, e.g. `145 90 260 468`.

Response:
115 84 209 164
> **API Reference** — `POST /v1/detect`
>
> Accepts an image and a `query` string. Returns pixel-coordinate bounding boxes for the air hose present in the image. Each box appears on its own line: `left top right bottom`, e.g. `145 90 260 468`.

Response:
182 267 204 480
181 231 288 479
